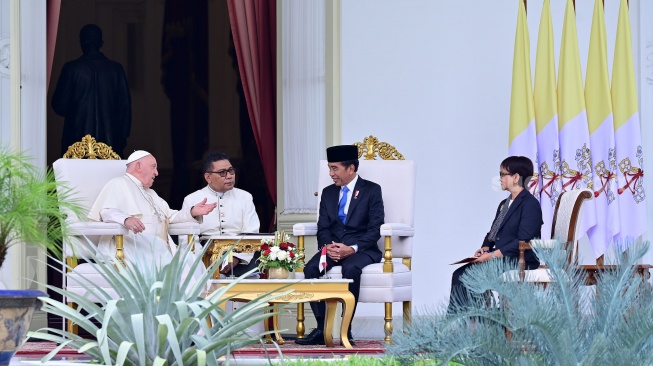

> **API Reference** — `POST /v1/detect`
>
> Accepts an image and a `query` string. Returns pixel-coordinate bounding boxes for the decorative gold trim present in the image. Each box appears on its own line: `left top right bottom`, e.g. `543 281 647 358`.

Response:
259 292 315 301
63 134 121 160
353 135 405 160
204 239 263 277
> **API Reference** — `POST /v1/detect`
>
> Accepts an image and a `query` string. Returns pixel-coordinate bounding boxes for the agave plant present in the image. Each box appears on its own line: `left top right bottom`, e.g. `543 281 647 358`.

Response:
388 241 653 365
28 237 291 366
0 149 82 267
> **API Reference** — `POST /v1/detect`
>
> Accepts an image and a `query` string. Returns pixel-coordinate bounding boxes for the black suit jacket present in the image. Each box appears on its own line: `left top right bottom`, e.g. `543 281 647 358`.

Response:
481 188 543 268
317 176 384 262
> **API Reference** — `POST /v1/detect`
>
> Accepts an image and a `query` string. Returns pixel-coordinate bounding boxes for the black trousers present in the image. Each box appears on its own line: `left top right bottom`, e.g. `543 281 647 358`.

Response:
303 249 376 329
447 262 480 314
447 257 539 313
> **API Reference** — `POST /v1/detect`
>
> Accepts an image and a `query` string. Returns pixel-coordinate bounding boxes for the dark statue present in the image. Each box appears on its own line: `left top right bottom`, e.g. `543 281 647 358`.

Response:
52 24 131 158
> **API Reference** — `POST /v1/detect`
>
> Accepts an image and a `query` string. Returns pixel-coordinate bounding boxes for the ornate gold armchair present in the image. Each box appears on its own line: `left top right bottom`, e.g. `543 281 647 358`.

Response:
53 135 199 333
293 136 415 343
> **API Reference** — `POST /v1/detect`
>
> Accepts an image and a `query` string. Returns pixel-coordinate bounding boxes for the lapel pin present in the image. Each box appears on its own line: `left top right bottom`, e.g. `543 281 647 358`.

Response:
354 190 359 199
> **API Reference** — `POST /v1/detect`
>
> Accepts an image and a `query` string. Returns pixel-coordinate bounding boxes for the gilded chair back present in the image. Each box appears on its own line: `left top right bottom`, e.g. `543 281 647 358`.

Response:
62 134 121 159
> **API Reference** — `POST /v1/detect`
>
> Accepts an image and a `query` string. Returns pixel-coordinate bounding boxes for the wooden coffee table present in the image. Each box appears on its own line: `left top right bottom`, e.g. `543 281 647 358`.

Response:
206 279 355 348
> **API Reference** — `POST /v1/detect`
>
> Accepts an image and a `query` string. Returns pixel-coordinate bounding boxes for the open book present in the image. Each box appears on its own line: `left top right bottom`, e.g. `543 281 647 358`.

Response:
450 257 478 265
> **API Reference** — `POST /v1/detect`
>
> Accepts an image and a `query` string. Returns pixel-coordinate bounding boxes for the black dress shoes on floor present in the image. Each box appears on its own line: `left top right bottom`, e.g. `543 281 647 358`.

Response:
295 328 325 346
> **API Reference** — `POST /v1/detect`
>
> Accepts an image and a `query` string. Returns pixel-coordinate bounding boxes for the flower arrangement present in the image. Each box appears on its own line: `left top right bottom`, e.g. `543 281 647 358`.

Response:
257 231 302 272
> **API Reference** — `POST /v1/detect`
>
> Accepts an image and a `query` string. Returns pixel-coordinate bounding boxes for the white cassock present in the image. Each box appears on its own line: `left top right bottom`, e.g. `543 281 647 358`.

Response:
88 173 206 286
181 186 260 264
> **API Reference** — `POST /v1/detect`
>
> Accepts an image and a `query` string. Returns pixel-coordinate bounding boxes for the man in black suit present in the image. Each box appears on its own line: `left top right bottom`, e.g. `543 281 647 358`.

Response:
296 145 385 346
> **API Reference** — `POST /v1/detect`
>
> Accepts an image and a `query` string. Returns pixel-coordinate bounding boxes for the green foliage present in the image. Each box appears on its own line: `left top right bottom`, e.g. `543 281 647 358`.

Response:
28 239 291 366
0 149 83 267
387 241 653 365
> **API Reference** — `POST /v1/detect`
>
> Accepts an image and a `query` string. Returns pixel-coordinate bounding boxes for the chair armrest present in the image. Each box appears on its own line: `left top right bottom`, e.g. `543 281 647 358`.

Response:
169 222 201 236
69 222 129 236
518 239 557 281
293 223 317 236
380 223 414 237
518 240 532 281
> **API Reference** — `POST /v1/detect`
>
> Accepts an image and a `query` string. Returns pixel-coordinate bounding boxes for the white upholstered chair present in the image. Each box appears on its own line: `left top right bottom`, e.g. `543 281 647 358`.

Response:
515 188 593 283
293 136 415 343
52 158 199 333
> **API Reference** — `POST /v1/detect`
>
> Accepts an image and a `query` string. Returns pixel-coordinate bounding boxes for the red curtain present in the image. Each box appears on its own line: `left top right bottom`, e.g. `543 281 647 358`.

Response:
227 0 277 205
46 0 61 88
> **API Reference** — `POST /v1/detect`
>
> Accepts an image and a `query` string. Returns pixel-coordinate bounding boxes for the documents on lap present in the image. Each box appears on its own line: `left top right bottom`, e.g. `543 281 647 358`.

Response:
450 257 478 265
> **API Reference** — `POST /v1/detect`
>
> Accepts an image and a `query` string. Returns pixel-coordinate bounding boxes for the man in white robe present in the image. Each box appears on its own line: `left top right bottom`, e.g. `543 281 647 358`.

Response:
88 150 217 281
182 152 260 276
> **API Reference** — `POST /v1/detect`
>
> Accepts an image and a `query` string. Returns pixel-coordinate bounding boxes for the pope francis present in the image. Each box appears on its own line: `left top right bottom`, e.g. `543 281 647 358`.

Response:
88 150 217 281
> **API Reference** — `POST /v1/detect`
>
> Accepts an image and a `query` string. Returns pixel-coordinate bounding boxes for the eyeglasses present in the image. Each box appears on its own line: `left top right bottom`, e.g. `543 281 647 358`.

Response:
207 168 236 177
499 171 512 177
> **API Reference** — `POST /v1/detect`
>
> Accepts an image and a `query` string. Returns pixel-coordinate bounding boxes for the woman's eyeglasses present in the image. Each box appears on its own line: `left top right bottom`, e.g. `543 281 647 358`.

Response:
207 168 236 177
499 171 512 177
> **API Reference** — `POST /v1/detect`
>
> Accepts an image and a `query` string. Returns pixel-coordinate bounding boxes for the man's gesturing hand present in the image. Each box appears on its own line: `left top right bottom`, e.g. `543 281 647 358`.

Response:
191 198 217 216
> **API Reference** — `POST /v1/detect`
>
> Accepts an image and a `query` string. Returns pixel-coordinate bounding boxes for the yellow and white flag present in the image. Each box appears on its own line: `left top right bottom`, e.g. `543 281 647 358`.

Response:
534 0 562 239
612 0 647 243
585 0 620 258
508 0 538 198
558 0 596 241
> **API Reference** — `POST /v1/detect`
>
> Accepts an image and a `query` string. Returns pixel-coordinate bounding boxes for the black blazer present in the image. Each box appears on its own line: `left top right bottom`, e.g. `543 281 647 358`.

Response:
481 188 543 268
317 176 384 262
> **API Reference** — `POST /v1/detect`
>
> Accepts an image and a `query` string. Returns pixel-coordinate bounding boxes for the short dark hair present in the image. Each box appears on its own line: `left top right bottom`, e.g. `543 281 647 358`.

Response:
340 159 359 172
203 152 230 173
501 156 534 187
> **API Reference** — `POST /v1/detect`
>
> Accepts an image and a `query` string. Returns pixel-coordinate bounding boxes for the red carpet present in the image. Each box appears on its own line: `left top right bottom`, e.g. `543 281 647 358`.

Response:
234 339 386 355
17 342 79 356
17 340 385 356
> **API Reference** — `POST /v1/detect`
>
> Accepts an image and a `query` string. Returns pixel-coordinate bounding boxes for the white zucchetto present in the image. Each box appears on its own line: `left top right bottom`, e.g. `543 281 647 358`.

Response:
126 150 151 165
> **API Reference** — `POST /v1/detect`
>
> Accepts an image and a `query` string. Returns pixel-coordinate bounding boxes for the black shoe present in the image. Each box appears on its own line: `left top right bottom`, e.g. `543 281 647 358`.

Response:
295 329 325 346
347 330 356 346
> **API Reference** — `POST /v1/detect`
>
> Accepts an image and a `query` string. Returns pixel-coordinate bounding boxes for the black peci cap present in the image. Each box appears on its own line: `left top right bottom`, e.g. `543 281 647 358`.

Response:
326 145 358 162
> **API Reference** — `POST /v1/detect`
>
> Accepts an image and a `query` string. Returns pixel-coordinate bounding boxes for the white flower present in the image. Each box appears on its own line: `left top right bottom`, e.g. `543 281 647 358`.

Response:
277 251 288 261
269 252 278 261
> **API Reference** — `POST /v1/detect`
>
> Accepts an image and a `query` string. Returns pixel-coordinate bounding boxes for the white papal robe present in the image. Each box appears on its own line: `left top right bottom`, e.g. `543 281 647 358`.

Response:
181 186 260 264
88 174 206 285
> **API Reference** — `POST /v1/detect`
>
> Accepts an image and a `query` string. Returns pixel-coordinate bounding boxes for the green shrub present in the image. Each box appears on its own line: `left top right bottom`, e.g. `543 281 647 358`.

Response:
28 239 291 366
387 241 653 365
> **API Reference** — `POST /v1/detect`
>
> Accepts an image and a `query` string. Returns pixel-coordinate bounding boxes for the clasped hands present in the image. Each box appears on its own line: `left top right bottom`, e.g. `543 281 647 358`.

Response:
326 241 355 262
473 246 501 262
123 198 217 233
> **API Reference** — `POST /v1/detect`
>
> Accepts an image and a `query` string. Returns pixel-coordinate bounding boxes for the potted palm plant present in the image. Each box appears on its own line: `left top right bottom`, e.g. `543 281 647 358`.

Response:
0 149 82 365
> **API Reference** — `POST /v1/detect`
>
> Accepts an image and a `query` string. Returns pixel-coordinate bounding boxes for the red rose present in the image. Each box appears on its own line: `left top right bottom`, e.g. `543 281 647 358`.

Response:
264 249 271 256
280 243 288 250
288 243 295 248
261 244 269 251
289 252 295 258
